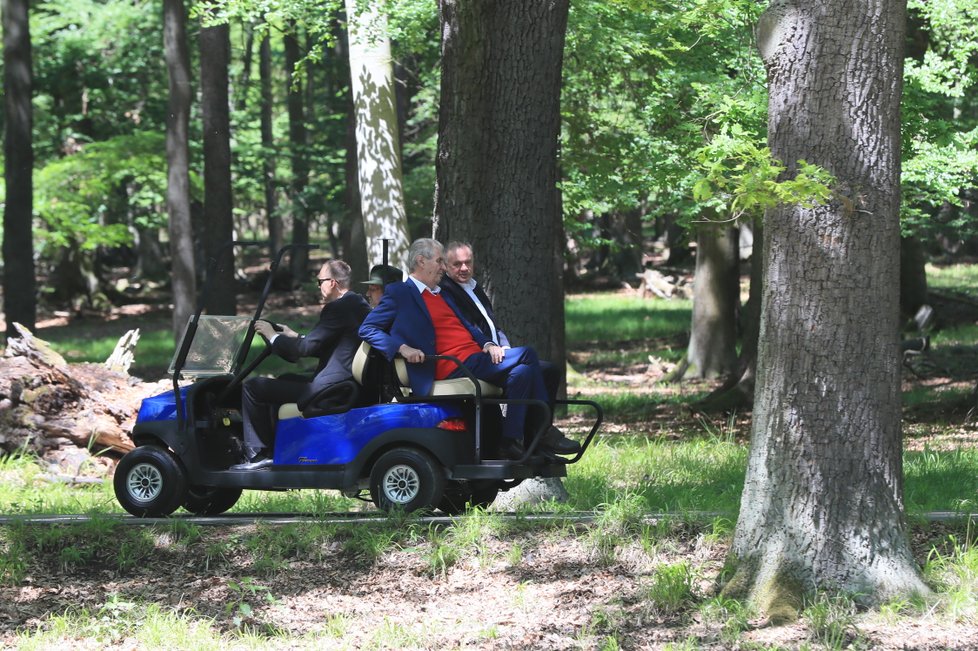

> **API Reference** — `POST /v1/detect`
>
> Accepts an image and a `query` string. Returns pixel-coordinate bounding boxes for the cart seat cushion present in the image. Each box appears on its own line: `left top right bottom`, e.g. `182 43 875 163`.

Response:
278 402 302 420
394 357 502 397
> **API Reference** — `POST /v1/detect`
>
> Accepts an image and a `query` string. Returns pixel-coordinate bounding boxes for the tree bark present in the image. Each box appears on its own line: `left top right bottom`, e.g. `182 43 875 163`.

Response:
344 0 411 272
200 22 236 315
163 0 196 342
284 24 310 282
260 33 283 258
435 0 568 377
725 0 926 615
2 0 36 340
684 224 740 379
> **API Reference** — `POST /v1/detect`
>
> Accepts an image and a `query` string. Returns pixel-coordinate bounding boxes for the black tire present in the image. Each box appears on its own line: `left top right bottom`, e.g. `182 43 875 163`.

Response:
114 446 188 517
183 486 242 516
369 447 445 513
437 481 471 515
437 480 500 515
469 481 500 510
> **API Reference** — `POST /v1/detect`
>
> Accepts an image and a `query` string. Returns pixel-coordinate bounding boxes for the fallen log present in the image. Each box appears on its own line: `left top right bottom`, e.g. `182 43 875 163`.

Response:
0 323 163 477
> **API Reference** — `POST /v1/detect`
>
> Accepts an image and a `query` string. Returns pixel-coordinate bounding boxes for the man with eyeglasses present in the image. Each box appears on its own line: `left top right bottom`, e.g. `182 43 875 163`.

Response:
233 260 370 470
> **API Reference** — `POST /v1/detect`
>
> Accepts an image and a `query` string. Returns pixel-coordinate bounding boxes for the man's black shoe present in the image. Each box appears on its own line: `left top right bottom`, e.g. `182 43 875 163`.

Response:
230 456 273 471
498 439 526 461
542 426 582 455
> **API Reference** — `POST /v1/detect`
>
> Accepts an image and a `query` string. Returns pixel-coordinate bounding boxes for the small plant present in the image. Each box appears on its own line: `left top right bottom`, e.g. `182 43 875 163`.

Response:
426 524 461 578
699 595 753 644
322 612 350 638
225 577 277 629
645 561 697 615
924 532 978 621
802 591 859 650
588 493 648 565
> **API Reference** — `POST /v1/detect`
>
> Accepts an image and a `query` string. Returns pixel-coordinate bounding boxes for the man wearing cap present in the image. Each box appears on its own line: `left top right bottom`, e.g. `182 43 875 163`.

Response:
439 241 579 454
361 263 403 308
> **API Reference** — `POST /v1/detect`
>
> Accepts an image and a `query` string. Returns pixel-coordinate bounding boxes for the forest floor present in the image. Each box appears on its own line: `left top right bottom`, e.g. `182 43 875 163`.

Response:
4 283 978 648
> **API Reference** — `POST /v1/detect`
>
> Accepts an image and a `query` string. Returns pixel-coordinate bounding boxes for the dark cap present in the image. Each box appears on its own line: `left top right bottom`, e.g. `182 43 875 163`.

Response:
361 264 403 287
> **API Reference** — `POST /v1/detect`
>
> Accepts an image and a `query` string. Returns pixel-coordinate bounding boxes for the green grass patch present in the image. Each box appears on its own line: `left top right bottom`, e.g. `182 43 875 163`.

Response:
926 263 978 297
566 292 691 346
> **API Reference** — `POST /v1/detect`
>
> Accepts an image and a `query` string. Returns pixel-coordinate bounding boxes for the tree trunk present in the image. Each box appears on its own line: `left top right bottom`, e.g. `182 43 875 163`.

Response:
2 0 36 340
337 19 369 277
344 0 411 272
435 0 568 375
163 0 196 342
684 224 739 379
200 22 236 315
259 33 283 258
900 235 928 319
284 24 310 283
725 0 926 616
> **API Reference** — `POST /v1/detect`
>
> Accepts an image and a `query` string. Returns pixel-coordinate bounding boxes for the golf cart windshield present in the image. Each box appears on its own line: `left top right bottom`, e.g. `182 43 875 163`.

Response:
167 315 254 378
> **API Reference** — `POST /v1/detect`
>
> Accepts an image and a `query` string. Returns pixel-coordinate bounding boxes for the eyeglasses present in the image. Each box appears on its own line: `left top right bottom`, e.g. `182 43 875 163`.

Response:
317 277 335 287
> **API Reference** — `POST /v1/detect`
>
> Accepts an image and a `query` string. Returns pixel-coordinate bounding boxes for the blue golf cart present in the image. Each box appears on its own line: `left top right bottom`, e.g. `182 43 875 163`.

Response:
113 245 602 517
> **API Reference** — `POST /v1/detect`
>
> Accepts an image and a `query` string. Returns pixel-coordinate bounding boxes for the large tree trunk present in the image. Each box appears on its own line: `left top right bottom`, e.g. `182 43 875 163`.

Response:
2 0 36 340
284 24 310 283
200 22 236 315
163 0 196 341
436 0 569 506
435 0 568 374
344 0 411 272
260 33 283 259
682 224 739 379
724 0 926 616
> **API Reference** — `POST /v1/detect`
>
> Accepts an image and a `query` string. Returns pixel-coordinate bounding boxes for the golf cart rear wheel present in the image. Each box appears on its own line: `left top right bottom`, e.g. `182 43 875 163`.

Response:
183 486 242 516
114 446 187 517
369 447 444 513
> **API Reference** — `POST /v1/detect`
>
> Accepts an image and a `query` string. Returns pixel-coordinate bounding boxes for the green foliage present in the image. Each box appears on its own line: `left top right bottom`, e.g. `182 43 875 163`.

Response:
693 131 836 220
34 133 171 253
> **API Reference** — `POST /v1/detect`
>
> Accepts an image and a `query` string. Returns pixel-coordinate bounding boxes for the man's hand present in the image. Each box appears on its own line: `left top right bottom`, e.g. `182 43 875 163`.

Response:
399 344 425 363
256 320 296 341
486 342 505 364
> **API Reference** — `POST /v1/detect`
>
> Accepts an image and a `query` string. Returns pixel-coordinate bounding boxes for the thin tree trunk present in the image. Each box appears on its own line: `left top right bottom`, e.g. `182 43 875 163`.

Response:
683 224 739 379
337 19 368 276
284 23 309 283
2 0 36 339
163 0 196 341
344 0 411 272
259 33 282 258
200 22 235 315
725 0 926 614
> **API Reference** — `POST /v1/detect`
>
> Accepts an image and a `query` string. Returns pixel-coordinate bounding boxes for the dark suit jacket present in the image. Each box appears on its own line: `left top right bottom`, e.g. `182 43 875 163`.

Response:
359 279 491 396
438 277 511 347
272 291 371 392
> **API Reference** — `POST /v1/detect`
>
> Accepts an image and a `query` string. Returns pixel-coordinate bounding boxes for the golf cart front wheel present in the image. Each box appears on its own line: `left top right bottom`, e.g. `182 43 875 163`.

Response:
114 446 188 517
369 447 445 513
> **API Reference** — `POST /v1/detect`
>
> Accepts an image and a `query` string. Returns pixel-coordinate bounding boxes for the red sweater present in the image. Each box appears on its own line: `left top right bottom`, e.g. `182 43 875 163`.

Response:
422 290 483 379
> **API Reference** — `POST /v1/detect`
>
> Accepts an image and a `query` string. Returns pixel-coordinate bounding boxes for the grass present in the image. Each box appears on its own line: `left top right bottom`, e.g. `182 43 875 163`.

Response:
10 272 978 645
565 292 691 346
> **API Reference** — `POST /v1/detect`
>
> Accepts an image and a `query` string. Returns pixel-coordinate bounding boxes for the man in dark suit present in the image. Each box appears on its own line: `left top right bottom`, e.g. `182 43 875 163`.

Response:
359 238 558 459
439 241 579 454
234 259 371 470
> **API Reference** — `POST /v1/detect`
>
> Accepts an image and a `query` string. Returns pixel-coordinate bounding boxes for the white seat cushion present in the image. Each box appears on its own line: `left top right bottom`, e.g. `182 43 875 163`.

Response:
394 357 502 397
278 403 302 420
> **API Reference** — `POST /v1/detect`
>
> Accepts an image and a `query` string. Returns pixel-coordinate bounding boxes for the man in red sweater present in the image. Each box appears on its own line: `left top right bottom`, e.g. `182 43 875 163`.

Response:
359 238 573 459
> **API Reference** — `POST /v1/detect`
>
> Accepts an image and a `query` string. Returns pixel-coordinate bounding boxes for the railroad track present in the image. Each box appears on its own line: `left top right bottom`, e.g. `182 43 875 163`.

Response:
0 511 974 526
